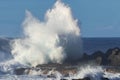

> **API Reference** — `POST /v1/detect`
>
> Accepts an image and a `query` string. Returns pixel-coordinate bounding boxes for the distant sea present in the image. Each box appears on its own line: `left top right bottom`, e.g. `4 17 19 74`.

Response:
83 37 120 54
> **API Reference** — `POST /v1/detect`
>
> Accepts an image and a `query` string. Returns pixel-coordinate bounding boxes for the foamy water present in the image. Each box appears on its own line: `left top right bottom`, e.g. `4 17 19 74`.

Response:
0 61 119 80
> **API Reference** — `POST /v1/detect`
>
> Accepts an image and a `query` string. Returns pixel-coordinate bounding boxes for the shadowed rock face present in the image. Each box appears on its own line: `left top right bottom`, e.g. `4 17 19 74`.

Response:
107 48 120 66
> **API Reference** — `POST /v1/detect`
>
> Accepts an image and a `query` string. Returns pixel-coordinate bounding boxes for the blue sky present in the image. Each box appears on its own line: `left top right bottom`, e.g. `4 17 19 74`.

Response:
0 0 120 37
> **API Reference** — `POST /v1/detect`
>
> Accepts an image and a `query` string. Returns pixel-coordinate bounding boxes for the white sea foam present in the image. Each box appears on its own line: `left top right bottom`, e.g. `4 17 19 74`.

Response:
73 66 104 80
0 65 119 80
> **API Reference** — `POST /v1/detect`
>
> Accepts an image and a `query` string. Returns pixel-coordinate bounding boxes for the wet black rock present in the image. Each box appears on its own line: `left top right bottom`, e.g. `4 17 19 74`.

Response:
61 79 67 80
107 47 120 66
14 68 28 75
71 77 109 80
80 47 120 66
101 77 109 80
72 77 91 80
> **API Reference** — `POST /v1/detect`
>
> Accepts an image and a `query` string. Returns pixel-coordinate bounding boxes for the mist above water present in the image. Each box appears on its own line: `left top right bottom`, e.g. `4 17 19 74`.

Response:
11 1 80 66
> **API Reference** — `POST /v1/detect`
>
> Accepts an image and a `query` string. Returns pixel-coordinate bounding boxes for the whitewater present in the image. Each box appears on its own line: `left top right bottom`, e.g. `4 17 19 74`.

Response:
0 60 119 80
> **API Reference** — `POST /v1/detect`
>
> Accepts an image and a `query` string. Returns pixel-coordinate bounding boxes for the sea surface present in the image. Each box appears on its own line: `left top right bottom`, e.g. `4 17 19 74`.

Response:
0 37 120 80
83 37 120 54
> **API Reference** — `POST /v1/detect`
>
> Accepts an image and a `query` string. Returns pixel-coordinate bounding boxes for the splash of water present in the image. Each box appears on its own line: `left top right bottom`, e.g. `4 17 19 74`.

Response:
74 66 104 80
11 1 80 66
0 63 120 80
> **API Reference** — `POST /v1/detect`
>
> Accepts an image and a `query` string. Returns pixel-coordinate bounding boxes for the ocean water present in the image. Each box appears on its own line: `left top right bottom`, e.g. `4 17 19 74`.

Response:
0 38 120 80
83 38 120 54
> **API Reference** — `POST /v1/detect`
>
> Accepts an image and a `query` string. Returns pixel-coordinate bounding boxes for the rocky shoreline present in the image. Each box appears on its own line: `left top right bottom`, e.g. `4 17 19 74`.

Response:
14 47 120 80
80 47 120 66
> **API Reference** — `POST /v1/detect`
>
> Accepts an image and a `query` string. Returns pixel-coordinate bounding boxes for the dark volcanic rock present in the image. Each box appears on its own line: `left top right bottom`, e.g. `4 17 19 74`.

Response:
91 51 105 65
79 51 105 65
107 47 120 66
79 47 120 66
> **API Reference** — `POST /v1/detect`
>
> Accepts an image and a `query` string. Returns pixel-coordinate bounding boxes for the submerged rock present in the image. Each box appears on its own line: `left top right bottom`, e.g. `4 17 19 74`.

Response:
72 77 91 80
101 77 109 80
14 68 26 75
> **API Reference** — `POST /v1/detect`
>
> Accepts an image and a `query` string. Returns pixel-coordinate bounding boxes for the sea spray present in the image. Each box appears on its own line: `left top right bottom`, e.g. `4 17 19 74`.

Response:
11 0 80 66
104 71 120 80
0 62 120 80
0 60 27 74
73 66 104 80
